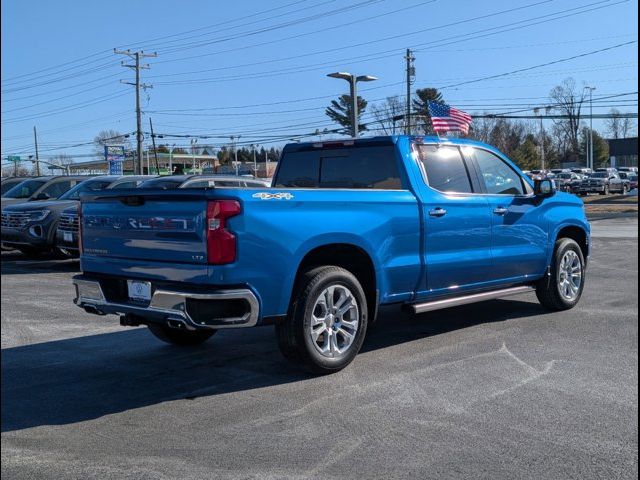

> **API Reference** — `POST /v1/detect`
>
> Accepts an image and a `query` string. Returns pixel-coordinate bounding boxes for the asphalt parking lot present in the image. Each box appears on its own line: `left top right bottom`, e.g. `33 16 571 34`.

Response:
1 216 638 480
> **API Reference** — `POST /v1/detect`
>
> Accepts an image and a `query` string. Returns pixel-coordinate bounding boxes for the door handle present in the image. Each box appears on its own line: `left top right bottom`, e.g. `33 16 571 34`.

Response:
493 206 508 216
429 208 447 217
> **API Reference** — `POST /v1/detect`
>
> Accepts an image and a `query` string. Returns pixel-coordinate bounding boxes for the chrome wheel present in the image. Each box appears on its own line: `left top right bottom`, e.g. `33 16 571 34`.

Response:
309 285 359 358
558 250 582 301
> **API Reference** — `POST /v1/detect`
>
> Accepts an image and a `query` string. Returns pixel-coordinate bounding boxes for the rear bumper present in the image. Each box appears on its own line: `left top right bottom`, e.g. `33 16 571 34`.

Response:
73 275 260 330
579 184 605 193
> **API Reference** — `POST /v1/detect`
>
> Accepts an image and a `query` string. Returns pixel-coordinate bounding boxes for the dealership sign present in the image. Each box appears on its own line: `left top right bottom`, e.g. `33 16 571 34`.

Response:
104 145 125 175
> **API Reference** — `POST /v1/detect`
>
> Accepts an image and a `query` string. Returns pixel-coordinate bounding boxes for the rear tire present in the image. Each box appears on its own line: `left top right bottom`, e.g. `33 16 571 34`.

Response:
276 266 368 374
147 323 216 346
536 238 585 311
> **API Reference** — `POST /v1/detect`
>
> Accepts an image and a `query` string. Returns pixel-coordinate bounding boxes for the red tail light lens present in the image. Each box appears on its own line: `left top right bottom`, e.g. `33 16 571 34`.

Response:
206 200 241 264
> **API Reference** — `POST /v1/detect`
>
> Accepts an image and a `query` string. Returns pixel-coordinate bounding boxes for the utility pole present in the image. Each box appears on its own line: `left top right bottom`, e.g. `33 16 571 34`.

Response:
115 48 157 175
149 117 160 174
33 126 40 176
405 49 415 135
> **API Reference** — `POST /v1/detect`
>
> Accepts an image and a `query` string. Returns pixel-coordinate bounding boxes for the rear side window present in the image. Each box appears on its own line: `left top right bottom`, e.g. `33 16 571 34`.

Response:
41 180 77 198
275 146 401 189
416 145 473 194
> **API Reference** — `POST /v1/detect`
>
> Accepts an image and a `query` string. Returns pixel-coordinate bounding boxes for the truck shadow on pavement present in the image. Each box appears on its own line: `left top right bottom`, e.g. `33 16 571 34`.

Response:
1 298 547 433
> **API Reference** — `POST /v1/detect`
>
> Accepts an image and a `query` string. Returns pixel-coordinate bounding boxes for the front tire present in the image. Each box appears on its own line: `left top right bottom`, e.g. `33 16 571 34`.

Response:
536 238 585 311
276 266 368 374
147 323 216 346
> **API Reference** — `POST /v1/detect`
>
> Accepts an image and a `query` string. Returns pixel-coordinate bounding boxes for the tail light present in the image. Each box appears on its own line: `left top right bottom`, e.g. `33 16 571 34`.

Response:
77 203 83 254
206 200 241 264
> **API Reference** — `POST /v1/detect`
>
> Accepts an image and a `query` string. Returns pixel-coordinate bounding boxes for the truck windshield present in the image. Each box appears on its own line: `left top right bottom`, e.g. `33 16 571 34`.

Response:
2 179 46 198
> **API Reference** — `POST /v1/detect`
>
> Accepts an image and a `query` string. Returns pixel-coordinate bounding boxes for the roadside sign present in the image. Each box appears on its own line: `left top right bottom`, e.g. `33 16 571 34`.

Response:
104 146 125 175
6 155 20 162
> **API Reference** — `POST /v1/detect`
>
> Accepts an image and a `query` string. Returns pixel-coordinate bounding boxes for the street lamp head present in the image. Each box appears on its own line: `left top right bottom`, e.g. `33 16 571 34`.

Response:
327 72 353 81
356 75 378 82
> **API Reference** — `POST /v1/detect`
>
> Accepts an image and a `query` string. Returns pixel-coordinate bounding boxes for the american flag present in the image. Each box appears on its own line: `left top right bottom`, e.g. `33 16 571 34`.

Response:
427 101 472 134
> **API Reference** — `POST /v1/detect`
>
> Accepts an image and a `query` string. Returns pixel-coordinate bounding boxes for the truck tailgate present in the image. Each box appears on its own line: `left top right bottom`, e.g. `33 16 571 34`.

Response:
80 190 208 265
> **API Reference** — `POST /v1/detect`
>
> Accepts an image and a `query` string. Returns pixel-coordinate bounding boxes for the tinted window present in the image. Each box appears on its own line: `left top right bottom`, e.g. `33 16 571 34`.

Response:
275 152 320 188
41 180 76 198
138 178 183 189
416 145 473 193
3 179 46 198
60 179 112 199
471 148 524 195
276 147 401 189
319 147 401 189
110 180 140 189
1 179 25 195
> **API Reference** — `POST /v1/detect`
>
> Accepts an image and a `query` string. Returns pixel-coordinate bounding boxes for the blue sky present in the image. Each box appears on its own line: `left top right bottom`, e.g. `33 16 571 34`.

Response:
1 0 638 161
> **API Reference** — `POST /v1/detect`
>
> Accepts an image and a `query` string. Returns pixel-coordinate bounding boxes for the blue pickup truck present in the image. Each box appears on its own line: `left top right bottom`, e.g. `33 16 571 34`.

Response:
73 136 590 373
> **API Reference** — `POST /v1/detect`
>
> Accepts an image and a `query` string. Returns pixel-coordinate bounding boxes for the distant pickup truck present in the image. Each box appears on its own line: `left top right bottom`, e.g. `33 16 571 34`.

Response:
73 136 591 373
579 170 629 195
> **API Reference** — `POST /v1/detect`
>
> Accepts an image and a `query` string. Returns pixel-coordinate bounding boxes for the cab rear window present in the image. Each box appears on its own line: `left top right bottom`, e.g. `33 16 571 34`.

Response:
275 146 401 189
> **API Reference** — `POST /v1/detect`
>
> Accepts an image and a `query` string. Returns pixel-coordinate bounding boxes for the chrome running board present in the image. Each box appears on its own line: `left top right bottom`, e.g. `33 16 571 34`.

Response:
410 286 535 314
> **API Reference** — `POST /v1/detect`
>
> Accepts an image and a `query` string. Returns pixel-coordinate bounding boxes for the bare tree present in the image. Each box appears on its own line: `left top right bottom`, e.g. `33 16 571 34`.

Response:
549 78 585 161
606 108 623 139
468 115 498 143
604 108 637 139
370 96 404 135
48 154 74 174
93 130 131 159
1 165 30 177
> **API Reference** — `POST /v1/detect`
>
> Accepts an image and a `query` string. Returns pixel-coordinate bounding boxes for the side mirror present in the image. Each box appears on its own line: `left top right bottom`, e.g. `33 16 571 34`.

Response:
534 178 557 197
33 192 50 201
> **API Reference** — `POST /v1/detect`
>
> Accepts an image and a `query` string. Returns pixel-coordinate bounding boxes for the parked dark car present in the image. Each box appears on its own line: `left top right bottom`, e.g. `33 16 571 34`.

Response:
555 172 583 193
619 172 638 190
1 177 30 196
1 175 87 208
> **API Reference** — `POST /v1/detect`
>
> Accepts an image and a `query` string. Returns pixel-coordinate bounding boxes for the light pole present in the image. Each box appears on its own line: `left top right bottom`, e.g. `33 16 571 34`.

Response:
169 143 176 174
585 86 596 170
327 72 377 138
190 138 198 173
250 143 258 177
534 106 553 171
230 135 240 175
